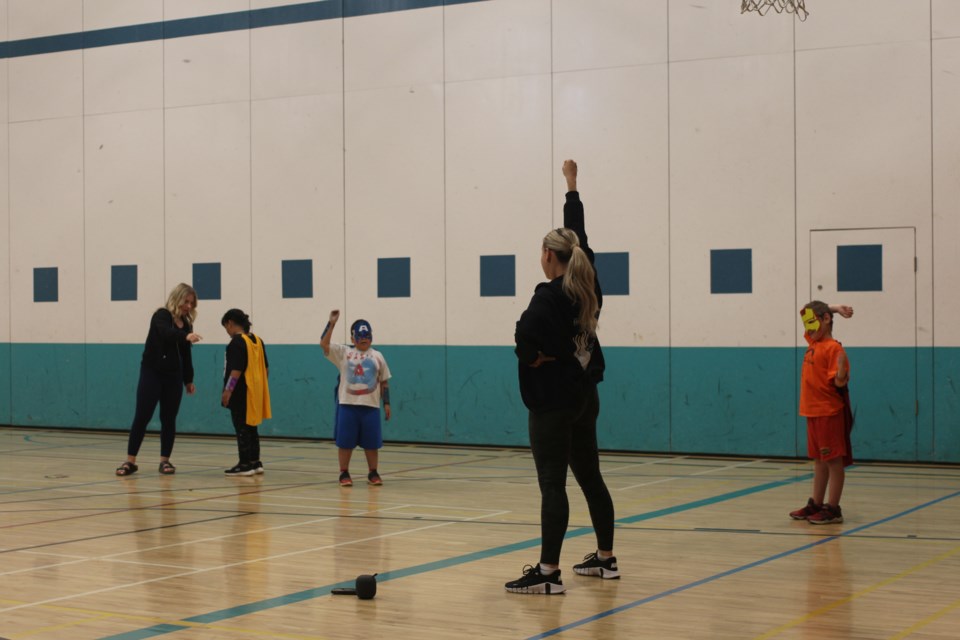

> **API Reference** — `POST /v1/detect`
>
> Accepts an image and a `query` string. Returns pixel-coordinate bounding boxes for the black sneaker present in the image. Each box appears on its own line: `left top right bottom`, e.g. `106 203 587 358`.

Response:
573 552 620 579
339 471 353 486
253 461 264 475
225 463 256 477
504 564 565 594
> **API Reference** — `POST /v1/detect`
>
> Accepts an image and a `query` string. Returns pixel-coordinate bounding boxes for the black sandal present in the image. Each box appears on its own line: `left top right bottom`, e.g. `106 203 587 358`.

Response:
116 461 138 476
158 461 176 475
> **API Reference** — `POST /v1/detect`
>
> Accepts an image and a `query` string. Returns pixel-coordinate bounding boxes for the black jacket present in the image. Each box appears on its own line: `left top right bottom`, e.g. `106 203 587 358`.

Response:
515 191 605 413
141 308 195 385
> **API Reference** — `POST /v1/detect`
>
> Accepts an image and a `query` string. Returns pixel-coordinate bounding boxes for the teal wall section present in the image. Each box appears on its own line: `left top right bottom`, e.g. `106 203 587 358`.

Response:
10 344 87 427
86 344 144 429
671 348 799 457
598 347 672 453
844 347 920 462
932 347 960 463
1 342 956 463
444 346 526 446
0 343 9 425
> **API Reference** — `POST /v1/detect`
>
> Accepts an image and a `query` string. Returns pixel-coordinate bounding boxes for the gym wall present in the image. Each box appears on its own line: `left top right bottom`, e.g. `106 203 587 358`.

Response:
1 0 958 462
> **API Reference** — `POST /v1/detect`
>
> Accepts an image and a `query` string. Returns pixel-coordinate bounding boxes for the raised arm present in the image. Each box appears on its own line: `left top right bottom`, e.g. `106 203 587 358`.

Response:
563 159 577 193
321 309 339 356
561 158 602 309
829 304 854 319
561 160 587 248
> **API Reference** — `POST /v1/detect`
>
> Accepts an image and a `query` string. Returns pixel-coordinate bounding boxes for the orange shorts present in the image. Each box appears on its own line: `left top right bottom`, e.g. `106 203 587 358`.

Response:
806 412 848 461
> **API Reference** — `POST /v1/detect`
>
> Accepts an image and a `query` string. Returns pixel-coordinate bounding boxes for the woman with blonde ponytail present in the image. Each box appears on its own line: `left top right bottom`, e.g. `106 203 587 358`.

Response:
505 160 618 595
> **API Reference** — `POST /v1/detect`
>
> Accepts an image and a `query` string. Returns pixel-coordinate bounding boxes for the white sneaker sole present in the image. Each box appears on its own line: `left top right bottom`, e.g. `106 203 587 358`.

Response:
505 582 566 594
573 567 621 579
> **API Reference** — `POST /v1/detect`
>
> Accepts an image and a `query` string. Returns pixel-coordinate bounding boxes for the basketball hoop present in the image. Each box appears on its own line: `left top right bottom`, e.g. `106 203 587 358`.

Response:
741 0 808 21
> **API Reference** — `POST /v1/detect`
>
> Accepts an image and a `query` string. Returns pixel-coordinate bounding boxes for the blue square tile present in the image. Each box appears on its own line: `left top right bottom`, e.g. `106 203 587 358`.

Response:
33 267 58 303
594 252 629 296
710 249 752 294
480 255 515 297
111 265 138 301
193 262 222 300
837 244 882 292
282 259 313 299
378 257 411 298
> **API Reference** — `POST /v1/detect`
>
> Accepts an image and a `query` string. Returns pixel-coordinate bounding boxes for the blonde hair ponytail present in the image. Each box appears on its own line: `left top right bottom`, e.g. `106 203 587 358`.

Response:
543 228 599 335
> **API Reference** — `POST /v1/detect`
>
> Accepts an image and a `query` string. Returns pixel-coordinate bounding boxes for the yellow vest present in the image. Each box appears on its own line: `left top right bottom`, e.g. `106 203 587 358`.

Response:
241 333 272 426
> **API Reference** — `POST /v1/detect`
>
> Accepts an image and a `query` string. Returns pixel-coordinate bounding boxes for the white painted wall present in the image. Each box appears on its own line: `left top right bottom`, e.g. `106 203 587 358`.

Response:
0 0 957 352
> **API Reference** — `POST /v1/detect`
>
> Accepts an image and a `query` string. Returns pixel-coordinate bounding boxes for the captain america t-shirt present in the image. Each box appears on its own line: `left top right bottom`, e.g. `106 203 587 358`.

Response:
326 342 391 409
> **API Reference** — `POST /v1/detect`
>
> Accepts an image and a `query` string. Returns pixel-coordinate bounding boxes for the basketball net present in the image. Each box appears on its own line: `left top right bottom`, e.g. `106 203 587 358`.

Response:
741 0 808 21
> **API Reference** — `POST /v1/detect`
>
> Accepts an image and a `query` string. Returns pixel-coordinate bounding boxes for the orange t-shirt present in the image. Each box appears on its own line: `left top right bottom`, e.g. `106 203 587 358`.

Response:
799 334 849 417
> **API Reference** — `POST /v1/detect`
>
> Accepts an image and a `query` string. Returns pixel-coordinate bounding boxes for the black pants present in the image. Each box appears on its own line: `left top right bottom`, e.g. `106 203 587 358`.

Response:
127 365 183 458
528 383 615 566
230 405 261 464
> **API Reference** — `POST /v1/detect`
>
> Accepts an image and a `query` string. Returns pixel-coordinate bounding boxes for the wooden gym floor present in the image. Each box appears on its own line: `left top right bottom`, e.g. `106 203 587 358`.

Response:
1 426 959 639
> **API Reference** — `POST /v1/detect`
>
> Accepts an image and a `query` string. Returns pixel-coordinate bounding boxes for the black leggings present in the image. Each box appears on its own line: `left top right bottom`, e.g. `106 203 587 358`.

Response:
528 383 615 566
127 365 184 458
230 405 261 464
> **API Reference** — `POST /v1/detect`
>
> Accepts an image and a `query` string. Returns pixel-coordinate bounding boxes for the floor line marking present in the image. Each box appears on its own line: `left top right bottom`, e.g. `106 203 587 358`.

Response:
525 487 960 639
617 458 766 491
96 473 813 639
886 597 960 640
751 543 960 640
0 514 484 616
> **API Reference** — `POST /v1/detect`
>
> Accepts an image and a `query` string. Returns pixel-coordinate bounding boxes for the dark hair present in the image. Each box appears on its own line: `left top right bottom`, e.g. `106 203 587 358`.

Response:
804 300 832 324
221 308 251 332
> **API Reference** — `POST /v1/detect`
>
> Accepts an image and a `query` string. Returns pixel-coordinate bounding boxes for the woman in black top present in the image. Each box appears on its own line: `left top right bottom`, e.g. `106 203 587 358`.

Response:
116 283 202 476
505 160 618 595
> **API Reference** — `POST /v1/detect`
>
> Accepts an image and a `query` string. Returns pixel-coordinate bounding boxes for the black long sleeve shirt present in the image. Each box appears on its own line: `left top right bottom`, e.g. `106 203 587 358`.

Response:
515 191 605 413
140 308 195 385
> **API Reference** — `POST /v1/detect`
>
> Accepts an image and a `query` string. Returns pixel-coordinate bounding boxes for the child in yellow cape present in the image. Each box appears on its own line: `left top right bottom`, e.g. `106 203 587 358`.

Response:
221 308 271 476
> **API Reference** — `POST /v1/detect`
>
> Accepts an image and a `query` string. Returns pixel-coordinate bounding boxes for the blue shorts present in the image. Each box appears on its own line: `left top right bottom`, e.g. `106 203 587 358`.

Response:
334 404 382 450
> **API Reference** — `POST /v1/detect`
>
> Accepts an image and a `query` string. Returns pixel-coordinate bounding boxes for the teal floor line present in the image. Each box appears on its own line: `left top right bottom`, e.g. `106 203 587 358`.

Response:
98 472 811 639
526 487 960 639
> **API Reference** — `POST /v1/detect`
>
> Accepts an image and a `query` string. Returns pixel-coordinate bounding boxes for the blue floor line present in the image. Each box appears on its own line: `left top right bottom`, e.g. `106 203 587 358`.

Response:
525 487 960 639
99 472 812 639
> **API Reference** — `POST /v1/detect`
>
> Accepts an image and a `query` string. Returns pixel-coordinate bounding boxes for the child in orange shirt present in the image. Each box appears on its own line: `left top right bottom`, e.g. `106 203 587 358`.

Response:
790 301 854 524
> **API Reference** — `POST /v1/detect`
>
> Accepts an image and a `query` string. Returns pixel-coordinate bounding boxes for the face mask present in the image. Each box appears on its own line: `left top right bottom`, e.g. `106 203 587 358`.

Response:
352 323 372 342
801 308 820 332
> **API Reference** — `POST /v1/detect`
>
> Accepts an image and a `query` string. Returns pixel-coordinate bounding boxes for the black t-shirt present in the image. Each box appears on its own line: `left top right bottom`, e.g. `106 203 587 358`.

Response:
223 333 268 410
